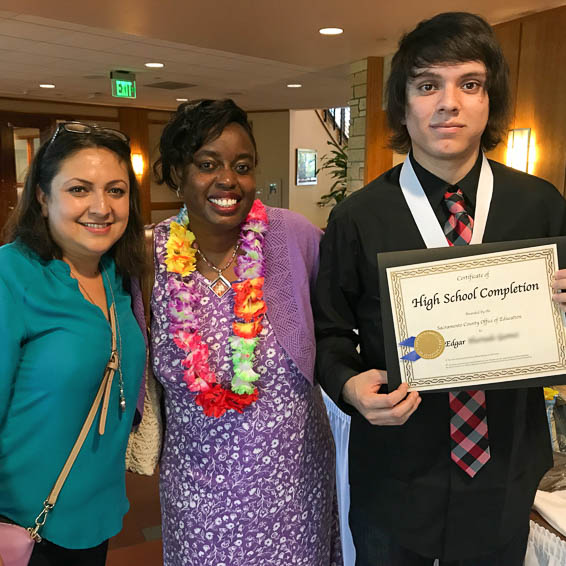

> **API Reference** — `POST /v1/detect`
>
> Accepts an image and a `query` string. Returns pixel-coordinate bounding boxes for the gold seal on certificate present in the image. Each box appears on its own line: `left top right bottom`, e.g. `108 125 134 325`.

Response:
382 241 566 391
414 330 445 359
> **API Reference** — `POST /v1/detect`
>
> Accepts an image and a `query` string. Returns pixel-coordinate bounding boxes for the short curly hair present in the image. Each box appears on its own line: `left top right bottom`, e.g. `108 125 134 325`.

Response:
153 98 257 191
386 12 510 154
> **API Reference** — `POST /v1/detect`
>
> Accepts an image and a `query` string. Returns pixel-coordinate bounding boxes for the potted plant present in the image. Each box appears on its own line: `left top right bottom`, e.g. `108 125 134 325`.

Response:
316 139 349 207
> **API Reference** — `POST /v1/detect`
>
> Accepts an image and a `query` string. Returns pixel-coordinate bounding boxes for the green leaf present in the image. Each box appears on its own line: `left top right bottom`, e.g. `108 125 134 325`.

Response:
316 140 350 208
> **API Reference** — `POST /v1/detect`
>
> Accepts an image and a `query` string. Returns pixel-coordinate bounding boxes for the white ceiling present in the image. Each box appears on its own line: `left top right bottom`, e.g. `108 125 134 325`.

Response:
0 0 564 111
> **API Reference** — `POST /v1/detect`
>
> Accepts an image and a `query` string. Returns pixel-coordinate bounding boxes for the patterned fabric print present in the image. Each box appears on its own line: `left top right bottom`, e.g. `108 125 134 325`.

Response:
263 208 316 382
151 219 343 566
443 189 490 477
449 391 490 476
443 188 474 246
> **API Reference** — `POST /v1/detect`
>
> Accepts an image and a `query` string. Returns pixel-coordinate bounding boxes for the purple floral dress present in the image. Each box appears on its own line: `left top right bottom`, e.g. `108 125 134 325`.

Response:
151 219 343 566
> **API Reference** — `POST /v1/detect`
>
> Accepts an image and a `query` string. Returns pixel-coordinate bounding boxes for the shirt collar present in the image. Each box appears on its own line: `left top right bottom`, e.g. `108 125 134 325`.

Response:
408 151 483 210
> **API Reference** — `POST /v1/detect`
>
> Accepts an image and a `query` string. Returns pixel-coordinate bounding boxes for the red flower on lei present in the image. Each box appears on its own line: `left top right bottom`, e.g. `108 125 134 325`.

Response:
166 199 268 417
195 383 260 417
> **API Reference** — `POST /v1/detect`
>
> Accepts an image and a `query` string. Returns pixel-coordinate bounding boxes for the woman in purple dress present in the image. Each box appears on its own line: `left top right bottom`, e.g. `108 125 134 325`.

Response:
151 99 342 566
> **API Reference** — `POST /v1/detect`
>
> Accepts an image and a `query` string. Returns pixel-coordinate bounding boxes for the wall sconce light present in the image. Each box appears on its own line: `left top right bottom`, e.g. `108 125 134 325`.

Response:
131 153 144 176
506 128 531 173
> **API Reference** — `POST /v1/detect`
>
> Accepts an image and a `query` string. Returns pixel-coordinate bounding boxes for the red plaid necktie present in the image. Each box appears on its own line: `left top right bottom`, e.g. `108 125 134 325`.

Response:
444 188 490 477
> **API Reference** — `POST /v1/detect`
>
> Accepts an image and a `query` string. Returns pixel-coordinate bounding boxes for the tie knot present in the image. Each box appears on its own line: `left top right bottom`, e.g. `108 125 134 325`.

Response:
443 186 474 246
444 188 466 215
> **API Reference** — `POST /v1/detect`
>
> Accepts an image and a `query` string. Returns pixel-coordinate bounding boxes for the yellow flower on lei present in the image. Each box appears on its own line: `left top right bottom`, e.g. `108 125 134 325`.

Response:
165 221 197 276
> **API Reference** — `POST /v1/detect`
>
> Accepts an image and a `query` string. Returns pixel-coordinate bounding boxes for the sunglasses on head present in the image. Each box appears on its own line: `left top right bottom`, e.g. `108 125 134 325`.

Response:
48 121 130 147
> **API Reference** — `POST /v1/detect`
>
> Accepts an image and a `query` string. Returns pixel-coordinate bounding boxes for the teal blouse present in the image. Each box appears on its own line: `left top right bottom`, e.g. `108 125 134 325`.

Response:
0 241 145 549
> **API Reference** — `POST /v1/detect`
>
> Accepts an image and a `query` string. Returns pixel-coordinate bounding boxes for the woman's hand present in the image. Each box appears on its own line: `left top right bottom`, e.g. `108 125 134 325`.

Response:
341 369 421 425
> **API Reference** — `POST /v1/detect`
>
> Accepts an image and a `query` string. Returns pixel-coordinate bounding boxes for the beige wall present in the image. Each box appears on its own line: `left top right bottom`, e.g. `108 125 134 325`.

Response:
289 109 337 228
248 111 290 210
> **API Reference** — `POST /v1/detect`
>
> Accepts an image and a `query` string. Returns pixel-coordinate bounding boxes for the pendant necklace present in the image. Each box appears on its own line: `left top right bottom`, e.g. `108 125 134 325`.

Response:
196 242 240 297
72 270 109 320
70 267 126 412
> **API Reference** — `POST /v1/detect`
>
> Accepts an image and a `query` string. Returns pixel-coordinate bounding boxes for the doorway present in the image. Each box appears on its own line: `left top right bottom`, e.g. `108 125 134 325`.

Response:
0 112 53 240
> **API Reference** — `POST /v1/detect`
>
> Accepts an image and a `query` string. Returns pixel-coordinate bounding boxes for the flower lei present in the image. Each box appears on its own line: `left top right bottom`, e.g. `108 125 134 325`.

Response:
165 200 268 417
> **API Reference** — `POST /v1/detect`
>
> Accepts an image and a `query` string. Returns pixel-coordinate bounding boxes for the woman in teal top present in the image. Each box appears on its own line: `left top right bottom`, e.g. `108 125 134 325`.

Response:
0 122 146 566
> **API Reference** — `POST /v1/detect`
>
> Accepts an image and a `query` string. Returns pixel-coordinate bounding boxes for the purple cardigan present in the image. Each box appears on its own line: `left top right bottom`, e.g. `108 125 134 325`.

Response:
262 206 322 384
130 206 322 415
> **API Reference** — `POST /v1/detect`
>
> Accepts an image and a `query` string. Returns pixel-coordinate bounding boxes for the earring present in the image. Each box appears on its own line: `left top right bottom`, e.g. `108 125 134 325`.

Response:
176 187 181 199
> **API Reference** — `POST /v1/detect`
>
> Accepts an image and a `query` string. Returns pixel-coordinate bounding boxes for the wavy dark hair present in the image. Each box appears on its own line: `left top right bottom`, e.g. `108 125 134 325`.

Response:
386 12 510 153
153 98 257 191
3 126 145 285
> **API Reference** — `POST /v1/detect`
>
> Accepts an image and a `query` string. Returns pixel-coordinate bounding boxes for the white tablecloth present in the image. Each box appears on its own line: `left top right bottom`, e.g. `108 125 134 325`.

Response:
323 391 356 566
525 521 566 566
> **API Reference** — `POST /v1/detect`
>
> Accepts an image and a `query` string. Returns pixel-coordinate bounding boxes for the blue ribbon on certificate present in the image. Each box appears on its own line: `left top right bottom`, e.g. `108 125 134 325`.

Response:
399 336 421 361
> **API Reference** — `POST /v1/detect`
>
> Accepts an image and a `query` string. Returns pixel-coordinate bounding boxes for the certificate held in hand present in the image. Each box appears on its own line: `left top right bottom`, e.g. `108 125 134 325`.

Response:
378 237 566 391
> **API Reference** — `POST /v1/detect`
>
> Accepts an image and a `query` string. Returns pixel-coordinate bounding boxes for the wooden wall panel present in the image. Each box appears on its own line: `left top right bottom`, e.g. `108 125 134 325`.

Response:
0 113 53 240
513 7 566 194
491 6 566 194
488 20 522 165
493 19 522 125
0 123 17 239
118 107 152 223
364 57 392 184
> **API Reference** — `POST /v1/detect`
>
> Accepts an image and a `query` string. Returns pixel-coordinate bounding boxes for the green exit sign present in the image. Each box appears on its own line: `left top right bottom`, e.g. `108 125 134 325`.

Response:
112 79 136 99
110 71 137 99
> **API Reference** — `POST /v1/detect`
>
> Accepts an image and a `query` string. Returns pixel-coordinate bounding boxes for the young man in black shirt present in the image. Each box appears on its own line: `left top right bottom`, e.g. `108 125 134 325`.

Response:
314 11 566 565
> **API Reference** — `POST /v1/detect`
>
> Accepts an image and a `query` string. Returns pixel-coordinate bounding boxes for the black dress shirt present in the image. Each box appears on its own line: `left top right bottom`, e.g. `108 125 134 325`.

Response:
410 150 482 225
313 155 566 560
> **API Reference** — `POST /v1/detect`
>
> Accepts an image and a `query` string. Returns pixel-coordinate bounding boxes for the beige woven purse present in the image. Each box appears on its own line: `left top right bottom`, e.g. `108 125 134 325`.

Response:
125 225 163 476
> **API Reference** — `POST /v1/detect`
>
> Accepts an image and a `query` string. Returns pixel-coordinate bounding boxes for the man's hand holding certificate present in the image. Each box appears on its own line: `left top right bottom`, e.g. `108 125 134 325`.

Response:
552 269 566 311
379 238 566 391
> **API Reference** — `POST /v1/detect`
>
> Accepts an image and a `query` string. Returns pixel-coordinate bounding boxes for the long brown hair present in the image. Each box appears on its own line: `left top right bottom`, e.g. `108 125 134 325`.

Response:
3 126 145 285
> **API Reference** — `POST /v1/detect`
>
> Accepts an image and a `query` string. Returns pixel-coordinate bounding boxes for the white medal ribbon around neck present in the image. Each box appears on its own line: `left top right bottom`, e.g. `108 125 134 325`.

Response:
399 153 493 248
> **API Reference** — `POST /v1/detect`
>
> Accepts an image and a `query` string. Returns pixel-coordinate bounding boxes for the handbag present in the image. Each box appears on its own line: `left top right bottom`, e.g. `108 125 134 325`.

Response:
0 305 121 566
125 225 164 476
0 523 34 566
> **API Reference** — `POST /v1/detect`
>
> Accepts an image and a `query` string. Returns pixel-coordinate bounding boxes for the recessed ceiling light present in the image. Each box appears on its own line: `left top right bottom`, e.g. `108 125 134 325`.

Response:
319 27 344 35
176 98 188 102
145 62 164 68
287 83 302 88
39 83 55 89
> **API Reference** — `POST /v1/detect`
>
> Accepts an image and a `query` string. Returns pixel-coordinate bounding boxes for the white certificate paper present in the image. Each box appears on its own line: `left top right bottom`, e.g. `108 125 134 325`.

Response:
386 244 566 391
